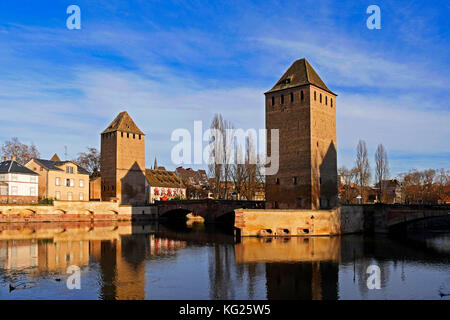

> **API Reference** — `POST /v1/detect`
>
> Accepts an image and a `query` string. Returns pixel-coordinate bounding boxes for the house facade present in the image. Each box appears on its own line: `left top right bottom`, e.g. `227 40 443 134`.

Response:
0 157 39 204
145 168 186 203
25 154 89 201
175 167 210 199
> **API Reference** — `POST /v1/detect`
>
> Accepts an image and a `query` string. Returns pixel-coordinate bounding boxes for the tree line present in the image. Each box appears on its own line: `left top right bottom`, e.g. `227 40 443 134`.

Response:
0 137 100 174
339 140 449 204
208 114 264 200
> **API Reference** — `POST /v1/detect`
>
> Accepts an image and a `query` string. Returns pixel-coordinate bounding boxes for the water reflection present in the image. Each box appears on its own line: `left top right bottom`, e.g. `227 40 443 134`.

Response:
0 222 449 300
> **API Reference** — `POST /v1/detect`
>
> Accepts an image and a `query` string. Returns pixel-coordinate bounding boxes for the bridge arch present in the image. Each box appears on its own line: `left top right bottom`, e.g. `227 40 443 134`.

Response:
160 208 193 220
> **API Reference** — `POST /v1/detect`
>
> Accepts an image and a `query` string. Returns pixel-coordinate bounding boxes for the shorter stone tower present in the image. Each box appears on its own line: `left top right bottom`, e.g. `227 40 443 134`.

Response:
100 111 146 205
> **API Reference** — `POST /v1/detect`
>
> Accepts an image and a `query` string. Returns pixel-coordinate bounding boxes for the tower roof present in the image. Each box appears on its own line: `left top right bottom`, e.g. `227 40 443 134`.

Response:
102 111 145 135
265 58 336 95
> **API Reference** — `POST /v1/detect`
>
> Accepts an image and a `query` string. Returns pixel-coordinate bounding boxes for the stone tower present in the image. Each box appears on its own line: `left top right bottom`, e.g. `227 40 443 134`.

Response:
100 111 146 205
265 58 337 210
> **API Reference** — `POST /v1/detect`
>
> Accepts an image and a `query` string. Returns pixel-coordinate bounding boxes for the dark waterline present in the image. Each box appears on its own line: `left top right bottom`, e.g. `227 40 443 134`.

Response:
0 221 449 300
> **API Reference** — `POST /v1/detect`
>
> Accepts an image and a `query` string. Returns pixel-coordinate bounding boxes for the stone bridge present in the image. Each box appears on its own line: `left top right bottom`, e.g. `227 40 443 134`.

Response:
364 204 450 233
156 199 265 223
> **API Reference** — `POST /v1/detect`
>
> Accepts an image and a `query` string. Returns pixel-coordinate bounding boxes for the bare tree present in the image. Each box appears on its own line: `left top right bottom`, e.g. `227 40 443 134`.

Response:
222 119 234 200
1 137 40 165
242 135 262 201
209 114 224 199
435 168 449 204
231 145 246 200
338 166 359 204
75 147 100 174
374 144 389 202
355 140 371 202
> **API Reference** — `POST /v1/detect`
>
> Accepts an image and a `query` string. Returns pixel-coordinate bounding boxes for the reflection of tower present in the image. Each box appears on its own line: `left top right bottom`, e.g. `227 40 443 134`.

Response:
93 235 148 300
265 58 337 209
265 262 338 300
100 111 146 205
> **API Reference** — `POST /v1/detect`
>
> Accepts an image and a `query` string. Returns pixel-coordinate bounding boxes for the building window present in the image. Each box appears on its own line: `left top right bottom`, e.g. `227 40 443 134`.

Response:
56 177 61 186
0 175 4 181
290 92 294 103
55 191 61 200
139 135 141 140
11 174 18 181
293 177 298 185
320 93 322 103
271 96 275 106
133 134 135 139
314 91 316 101
0 186 7 195
11 186 18 195
79 193 84 201
68 192 73 201
66 167 74 174
30 187 36 196
276 178 280 185
331 98 333 107
70 179 74 187
79 180 84 188
127 133 129 138
281 95 284 104
66 179 70 187
325 96 328 105
301 90 304 101
121 132 124 137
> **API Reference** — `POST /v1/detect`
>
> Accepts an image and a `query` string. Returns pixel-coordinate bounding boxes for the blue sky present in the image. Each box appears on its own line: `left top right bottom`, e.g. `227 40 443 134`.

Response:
0 0 448 178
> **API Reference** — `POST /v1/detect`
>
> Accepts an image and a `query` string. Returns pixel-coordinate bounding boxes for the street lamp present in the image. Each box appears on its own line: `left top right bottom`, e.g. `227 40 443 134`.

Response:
356 195 362 204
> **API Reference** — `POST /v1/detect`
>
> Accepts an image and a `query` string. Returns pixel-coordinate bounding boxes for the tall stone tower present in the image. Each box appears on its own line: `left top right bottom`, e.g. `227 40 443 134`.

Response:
101 111 146 205
265 58 337 210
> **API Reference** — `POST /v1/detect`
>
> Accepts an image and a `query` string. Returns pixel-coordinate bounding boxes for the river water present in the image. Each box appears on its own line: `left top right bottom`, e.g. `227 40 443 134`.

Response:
0 221 449 300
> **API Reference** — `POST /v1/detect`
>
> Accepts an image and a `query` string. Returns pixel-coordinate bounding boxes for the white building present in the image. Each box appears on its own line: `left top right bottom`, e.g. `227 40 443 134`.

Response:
145 168 186 203
0 157 39 204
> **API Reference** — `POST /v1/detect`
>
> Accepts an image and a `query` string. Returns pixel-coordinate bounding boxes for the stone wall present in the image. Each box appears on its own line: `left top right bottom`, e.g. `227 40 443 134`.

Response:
234 206 363 237
0 201 158 223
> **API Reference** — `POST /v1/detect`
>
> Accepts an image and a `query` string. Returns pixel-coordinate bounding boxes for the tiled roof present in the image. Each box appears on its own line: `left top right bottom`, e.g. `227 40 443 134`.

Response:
102 111 145 135
0 160 39 175
146 169 184 188
265 58 336 95
33 159 90 175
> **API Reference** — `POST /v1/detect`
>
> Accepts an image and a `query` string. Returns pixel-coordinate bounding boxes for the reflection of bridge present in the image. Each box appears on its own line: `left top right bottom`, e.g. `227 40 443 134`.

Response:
156 199 264 223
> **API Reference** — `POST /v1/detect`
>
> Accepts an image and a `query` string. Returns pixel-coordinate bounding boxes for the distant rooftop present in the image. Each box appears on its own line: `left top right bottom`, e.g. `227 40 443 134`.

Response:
0 160 39 175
